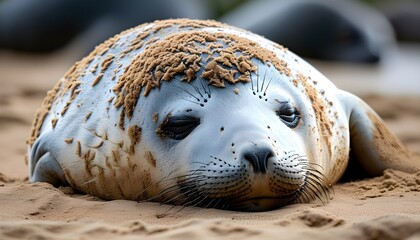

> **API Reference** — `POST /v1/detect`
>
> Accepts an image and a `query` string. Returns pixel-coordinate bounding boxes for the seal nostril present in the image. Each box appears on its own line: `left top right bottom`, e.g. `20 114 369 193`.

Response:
243 147 274 174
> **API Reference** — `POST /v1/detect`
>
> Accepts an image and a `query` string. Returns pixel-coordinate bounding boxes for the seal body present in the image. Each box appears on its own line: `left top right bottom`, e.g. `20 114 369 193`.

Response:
27 19 420 211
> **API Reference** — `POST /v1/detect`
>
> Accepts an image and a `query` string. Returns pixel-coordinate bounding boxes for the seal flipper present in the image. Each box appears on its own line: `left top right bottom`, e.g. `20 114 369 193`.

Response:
338 90 420 178
31 152 68 187
29 135 68 187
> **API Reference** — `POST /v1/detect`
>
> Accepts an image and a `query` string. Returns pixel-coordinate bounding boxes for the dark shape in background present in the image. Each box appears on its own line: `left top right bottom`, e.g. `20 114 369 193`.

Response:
221 0 395 63
381 1 420 42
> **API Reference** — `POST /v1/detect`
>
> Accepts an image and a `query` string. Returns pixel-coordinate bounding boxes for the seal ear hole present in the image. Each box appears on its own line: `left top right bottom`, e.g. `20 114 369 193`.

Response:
220 127 224 132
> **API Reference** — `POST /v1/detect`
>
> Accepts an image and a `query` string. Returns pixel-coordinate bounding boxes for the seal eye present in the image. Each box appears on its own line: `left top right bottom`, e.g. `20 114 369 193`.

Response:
157 115 200 140
276 105 300 128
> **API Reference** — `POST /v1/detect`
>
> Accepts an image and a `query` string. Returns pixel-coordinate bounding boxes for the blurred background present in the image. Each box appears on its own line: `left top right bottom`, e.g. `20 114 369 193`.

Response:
0 0 419 94
0 0 419 177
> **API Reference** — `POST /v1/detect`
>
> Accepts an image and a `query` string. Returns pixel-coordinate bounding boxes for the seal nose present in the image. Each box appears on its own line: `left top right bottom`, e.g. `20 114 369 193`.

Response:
243 147 274 174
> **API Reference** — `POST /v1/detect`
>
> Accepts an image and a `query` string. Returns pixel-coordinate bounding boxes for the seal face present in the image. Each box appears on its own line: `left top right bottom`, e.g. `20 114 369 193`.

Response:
27 19 420 211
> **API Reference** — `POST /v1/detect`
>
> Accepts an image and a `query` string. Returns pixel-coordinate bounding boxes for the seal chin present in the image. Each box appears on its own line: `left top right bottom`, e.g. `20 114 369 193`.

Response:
229 196 298 212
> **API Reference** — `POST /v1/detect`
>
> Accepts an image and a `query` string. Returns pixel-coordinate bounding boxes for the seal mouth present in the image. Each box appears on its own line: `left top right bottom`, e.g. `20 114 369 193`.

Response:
170 182 303 212
154 173 331 212
163 159 332 211
227 178 332 211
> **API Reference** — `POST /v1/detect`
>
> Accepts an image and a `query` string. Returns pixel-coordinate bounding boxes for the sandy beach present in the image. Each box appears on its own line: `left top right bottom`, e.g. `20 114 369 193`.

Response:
1 43 420 239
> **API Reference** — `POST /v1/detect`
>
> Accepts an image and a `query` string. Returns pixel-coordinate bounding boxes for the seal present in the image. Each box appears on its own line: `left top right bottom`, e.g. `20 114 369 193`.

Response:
221 0 395 63
27 19 420 211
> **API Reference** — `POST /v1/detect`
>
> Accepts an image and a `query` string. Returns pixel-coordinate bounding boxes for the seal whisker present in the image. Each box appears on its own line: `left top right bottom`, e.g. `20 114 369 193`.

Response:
197 77 211 98
149 170 211 201
171 204 192 215
256 70 260 93
161 189 208 215
219 198 231 210
183 195 209 208
80 177 97 186
196 183 251 201
260 70 268 93
307 168 333 192
172 84 201 101
156 181 207 204
135 173 175 201
159 187 197 205
304 178 327 204
156 202 186 217
202 197 218 209
138 175 202 202
61 161 83 171
181 98 204 106
299 184 318 203
296 189 310 204
191 83 204 98
263 73 274 96
305 162 325 171
302 169 332 203
138 185 179 203
190 161 216 167
299 186 315 204
176 174 250 209
304 163 328 178
250 72 256 93
197 183 249 197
